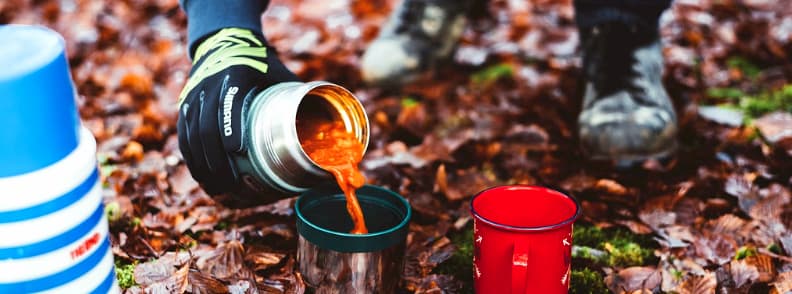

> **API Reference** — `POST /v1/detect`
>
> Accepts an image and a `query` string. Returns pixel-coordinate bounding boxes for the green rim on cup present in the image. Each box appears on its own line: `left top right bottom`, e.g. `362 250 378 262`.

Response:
296 184 411 253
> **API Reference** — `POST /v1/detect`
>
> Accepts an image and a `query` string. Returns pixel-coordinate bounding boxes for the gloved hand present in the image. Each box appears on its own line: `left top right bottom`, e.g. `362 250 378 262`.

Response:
177 28 299 195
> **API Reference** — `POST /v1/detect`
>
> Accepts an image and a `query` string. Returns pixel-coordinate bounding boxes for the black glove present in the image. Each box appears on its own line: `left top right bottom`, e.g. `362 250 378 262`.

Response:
177 28 299 195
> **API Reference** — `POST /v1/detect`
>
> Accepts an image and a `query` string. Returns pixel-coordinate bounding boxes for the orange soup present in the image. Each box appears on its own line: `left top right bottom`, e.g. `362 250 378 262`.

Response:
298 120 368 234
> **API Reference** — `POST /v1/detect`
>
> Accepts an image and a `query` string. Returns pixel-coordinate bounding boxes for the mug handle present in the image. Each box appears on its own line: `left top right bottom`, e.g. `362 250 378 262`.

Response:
511 240 530 294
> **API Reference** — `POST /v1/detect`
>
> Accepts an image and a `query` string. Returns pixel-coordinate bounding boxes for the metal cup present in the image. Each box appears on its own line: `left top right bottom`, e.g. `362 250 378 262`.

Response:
471 185 581 293
296 184 411 293
231 81 370 203
0 25 118 293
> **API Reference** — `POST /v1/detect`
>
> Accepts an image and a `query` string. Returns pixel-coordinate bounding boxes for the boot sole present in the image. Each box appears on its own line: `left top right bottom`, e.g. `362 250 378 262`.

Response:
585 142 678 170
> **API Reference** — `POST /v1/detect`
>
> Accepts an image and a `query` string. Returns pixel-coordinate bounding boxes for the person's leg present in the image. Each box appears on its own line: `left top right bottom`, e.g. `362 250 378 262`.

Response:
360 0 473 86
574 0 678 166
574 0 671 32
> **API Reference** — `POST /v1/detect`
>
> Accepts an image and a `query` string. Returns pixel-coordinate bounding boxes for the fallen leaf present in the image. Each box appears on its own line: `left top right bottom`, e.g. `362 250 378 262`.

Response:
245 250 286 272
135 253 191 293
730 259 760 288
252 223 296 240
188 269 229 294
750 184 792 221
605 267 662 293
639 194 680 230
410 274 462 293
771 271 792 294
202 240 246 280
134 259 176 286
232 197 296 220
228 279 259 294
132 123 164 145
396 101 430 137
614 219 654 234
174 216 197 234
168 165 199 195
678 273 717 294
745 253 777 283
698 106 744 127
725 173 763 215
707 214 748 235
559 174 598 193
504 124 550 150
656 226 695 249
434 164 448 196
363 141 437 169
754 111 792 146
410 135 458 164
780 234 792 256
693 235 737 265
595 179 629 196
443 167 501 201
121 141 145 162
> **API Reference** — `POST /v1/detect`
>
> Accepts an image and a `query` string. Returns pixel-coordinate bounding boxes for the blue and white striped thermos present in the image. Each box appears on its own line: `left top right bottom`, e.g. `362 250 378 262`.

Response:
0 25 118 293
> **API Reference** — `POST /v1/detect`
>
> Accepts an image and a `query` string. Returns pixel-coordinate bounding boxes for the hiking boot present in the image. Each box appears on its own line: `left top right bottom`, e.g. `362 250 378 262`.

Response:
361 0 471 86
578 22 678 167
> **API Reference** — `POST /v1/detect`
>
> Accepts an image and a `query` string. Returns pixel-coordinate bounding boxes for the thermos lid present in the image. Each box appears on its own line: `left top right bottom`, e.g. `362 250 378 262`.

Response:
0 25 80 177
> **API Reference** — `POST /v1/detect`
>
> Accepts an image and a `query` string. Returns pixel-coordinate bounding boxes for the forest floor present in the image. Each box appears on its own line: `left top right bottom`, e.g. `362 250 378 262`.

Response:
3 0 792 293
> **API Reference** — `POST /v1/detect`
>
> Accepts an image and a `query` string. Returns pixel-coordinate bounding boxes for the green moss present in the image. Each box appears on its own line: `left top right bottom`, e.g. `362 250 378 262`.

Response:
671 268 684 280
115 260 138 289
214 221 229 231
178 237 198 251
471 63 514 85
573 245 608 264
131 217 141 227
99 162 117 189
575 246 594 259
705 84 792 120
573 225 608 247
604 241 652 267
105 201 122 223
436 225 474 293
401 96 420 108
570 268 609 294
573 225 656 268
768 243 783 255
740 85 792 118
726 56 761 79
735 246 758 260
706 87 744 101
704 54 791 120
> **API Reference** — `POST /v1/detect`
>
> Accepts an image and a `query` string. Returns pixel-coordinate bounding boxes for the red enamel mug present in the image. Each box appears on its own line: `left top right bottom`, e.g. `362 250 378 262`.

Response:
471 185 581 293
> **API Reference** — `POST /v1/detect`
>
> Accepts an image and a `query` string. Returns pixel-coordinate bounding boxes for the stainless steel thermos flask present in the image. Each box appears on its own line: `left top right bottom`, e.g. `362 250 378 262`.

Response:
230 81 370 202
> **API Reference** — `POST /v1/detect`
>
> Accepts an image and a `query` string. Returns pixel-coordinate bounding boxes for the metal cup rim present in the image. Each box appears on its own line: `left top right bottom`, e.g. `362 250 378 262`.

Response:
296 184 411 252
470 185 581 232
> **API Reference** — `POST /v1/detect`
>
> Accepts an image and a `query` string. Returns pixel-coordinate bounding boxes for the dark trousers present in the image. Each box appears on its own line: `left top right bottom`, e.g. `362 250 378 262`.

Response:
181 0 673 56
574 0 673 30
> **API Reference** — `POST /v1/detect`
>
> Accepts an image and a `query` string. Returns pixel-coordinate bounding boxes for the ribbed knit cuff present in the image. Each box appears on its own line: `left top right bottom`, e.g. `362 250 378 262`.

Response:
179 0 270 58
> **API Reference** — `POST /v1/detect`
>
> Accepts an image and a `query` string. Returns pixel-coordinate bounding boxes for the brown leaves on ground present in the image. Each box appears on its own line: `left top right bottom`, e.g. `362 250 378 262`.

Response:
754 111 792 156
132 235 300 293
202 239 246 280
134 252 192 293
4 0 792 293
605 267 662 293
678 273 717 294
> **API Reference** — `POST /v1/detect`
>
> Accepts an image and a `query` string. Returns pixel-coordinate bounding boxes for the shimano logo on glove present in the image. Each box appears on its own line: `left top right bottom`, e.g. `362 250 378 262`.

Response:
223 86 238 136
